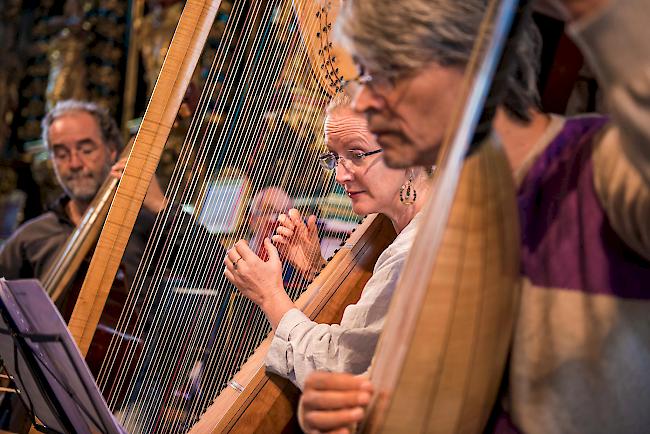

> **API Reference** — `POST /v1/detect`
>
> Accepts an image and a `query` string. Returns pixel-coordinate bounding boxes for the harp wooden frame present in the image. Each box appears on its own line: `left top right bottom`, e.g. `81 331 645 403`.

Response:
68 0 222 355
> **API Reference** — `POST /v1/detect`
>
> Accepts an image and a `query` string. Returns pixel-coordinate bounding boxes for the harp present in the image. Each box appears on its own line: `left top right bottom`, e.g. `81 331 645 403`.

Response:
358 0 527 431
64 0 394 432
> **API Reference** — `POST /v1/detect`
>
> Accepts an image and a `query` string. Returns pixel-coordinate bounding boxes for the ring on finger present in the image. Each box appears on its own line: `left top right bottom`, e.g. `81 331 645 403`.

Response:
233 257 243 270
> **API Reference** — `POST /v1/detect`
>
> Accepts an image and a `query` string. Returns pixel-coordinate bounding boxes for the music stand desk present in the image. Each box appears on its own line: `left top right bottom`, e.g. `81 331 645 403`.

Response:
0 279 126 434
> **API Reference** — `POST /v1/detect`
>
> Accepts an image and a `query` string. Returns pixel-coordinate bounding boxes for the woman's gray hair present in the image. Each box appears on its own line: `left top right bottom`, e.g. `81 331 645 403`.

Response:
41 100 123 151
326 92 353 115
336 0 542 122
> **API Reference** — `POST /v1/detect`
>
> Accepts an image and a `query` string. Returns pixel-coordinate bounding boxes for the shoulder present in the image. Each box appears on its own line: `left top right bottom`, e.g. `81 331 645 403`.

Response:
543 115 608 161
10 212 66 241
0 212 68 261
1 211 64 256
518 115 609 194
374 212 422 271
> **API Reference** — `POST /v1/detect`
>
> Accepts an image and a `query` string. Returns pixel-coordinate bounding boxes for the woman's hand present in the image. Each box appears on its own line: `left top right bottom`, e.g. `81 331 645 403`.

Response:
299 372 373 434
224 238 295 329
272 208 325 280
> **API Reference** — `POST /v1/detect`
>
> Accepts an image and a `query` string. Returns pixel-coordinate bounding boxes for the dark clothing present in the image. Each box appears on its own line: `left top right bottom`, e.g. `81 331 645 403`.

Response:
0 195 155 287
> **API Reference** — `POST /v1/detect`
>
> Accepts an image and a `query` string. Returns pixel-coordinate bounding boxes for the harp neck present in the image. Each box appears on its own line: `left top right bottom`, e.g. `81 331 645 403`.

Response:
294 0 357 96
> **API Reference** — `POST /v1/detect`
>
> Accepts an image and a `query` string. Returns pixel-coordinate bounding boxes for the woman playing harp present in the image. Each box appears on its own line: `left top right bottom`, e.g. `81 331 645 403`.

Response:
223 93 432 388
299 0 650 432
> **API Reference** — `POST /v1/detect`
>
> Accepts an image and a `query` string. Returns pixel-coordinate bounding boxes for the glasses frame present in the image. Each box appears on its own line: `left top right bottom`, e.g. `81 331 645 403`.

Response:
318 148 383 171
341 67 396 100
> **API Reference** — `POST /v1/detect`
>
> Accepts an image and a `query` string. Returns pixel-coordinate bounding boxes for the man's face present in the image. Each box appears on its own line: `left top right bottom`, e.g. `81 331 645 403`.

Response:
351 63 465 168
48 111 117 203
249 188 291 234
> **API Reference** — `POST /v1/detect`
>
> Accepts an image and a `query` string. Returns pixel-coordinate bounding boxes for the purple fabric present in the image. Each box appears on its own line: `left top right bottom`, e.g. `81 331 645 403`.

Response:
517 116 650 300
487 409 523 434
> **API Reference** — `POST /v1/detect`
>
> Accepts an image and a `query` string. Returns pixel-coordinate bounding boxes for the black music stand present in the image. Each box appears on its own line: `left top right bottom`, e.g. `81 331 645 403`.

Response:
0 278 126 434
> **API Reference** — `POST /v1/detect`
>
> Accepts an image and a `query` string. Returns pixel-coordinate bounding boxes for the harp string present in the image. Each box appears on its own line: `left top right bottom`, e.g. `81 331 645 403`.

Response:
176 6 331 418
102 0 252 413
121 1 277 426
98 1 353 431
97 0 243 400
96 9 239 412
124 3 332 428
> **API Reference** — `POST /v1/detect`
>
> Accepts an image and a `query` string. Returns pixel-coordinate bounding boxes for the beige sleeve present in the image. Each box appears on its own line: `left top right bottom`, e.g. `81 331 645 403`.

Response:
592 126 650 261
569 0 650 186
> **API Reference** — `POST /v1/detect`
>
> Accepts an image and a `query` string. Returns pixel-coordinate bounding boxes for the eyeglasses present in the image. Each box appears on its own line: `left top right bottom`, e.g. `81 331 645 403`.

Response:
318 149 383 171
340 67 395 99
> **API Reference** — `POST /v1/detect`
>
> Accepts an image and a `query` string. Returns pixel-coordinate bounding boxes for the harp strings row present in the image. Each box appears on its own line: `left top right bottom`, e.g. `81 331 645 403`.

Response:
95 1 354 432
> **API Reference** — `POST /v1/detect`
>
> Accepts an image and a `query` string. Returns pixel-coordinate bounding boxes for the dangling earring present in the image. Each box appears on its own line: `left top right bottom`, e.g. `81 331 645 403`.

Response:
400 170 416 205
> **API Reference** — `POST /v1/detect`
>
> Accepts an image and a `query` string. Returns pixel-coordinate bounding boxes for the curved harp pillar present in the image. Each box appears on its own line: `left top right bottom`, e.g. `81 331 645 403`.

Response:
364 137 521 434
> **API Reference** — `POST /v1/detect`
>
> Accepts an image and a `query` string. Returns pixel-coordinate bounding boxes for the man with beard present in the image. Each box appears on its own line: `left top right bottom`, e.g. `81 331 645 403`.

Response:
0 99 166 287
297 0 650 432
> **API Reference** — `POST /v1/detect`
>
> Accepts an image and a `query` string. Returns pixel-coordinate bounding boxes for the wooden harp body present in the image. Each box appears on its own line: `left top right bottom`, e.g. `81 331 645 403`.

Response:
363 139 520 434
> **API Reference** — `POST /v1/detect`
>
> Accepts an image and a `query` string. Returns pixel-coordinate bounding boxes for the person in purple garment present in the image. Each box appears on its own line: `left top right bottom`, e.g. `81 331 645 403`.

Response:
297 0 650 432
